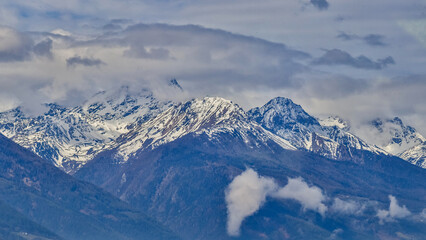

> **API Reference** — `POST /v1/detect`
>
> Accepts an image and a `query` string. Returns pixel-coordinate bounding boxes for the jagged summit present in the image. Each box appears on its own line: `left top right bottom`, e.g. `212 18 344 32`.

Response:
168 78 183 91
248 97 320 130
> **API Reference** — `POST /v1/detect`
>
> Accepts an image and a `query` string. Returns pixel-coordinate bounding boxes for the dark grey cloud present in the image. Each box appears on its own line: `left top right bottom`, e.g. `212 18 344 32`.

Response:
110 19 133 25
363 34 387 46
337 32 387 47
310 0 329 10
102 23 122 32
123 24 310 59
312 49 395 70
336 32 355 41
33 38 53 58
66 56 105 67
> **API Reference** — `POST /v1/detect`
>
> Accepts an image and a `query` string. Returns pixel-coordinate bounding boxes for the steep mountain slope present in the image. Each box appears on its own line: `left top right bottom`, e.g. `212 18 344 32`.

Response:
0 133 179 240
0 199 62 240
398 141 426 168
0 87 172 173
248 97 386 163
76 97 426 240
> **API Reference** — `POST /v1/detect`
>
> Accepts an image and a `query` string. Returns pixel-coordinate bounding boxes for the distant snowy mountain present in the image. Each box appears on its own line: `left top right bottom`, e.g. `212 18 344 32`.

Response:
248 97 386 163
368 117 425 154
0 86 172 173
358 117 426 168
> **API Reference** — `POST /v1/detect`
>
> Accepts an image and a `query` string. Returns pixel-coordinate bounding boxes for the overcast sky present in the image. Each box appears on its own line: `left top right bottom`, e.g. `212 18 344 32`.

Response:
0 0 425 135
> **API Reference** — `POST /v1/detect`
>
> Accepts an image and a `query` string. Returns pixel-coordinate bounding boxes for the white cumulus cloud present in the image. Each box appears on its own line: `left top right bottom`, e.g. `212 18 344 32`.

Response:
272 177 327 216
377 195 411 223
331 198 365 215
225 168 278 236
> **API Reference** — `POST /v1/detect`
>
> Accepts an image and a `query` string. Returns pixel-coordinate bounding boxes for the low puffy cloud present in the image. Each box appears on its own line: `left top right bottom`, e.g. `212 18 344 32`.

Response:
337 32 387 46
418 209 426 221
225 168 277 236
66 56 105 67
272 177 327 216
377 195 411 223
312 49 395 69
225 169 327 236
226 171 419 237
331 198 365 215
329 228 343 240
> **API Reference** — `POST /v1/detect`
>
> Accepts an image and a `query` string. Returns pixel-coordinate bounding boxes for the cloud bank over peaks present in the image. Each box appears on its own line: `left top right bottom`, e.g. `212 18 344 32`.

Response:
0 22 424 137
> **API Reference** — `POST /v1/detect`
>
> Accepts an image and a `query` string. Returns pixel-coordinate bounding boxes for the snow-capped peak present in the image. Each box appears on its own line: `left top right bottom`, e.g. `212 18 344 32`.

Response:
399 141 426 168
114 96 295 161
248 97 386 162
248 97 320 131
360 117 425 155
0 87 172 173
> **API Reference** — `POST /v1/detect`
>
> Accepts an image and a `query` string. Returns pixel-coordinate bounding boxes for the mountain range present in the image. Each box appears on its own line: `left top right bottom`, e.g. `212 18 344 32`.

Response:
0 83 425 239
1 85 424 172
